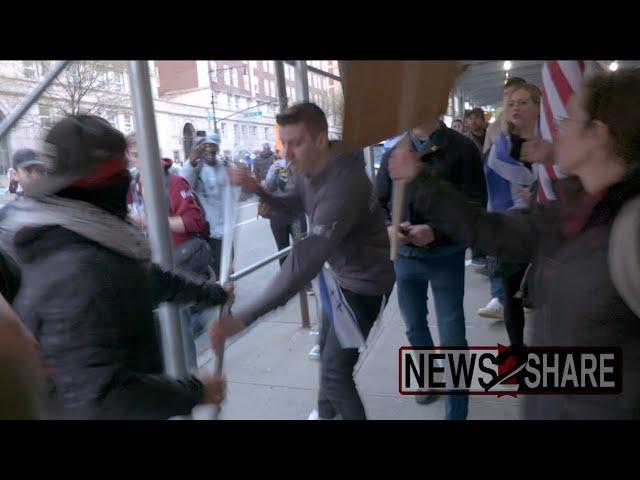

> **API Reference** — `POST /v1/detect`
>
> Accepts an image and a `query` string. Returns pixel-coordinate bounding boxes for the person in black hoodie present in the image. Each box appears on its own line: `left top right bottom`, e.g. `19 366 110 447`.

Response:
6 115 228 419
388 68 640 420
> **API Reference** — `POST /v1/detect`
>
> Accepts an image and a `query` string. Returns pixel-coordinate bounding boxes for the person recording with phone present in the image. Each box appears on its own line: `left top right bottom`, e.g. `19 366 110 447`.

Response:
180 134 230 280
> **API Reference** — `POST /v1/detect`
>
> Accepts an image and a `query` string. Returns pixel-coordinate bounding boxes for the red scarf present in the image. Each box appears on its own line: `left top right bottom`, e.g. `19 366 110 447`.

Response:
560 189 605 239
69 154 128 189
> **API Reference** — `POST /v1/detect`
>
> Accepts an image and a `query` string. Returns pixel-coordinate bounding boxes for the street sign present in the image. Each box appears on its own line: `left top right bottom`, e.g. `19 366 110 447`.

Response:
208 113 214 120
243 111 263 118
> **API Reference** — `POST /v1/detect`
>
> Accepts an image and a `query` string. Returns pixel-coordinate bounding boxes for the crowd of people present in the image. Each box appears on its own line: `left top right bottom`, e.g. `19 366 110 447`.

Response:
0 66 638 420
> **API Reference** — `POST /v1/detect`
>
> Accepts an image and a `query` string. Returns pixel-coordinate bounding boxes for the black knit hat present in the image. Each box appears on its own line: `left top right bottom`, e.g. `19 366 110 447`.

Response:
27 115 127 196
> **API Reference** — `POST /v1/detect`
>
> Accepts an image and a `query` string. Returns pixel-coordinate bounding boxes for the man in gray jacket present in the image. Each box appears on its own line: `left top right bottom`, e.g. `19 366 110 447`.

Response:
180 134 228 278
210 103 396 420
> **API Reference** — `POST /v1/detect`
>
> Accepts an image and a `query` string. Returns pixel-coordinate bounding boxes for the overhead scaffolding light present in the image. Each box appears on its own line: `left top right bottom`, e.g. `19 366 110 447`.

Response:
609 61 619 71
503 60 512 71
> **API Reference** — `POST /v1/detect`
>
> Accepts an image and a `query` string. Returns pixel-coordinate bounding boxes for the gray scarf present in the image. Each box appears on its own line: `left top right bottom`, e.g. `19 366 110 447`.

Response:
3 195 151 261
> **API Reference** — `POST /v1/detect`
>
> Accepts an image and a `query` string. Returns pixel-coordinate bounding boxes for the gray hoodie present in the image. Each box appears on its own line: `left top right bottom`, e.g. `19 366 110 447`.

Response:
237 143 396 327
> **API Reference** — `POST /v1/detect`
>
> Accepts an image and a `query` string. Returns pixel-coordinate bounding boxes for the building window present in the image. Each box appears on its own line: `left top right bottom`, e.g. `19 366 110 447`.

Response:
270 81 275 98
220 122 227 138
23 61 37 79
232 69 239 87
39 61 52 75
106 111 118 128
264 127 270 139
242 73 249 90
241 125 248 138
263 79 269 95
123 114 132 132
251 126 257 137
210 61 217 82
224 68 231 85
234 96 241 110
252 78 259 93
38 103 53 128
97 69 108 89
173 150 180 162
262 60 268 71
268 61 274 74
250 60 257 70
233 124 239 138
111 71 124 91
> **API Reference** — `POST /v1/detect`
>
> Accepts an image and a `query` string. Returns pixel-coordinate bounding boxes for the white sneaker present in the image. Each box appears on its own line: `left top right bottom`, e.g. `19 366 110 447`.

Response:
478 298 504 320
308 344 320 361
307 409 341 420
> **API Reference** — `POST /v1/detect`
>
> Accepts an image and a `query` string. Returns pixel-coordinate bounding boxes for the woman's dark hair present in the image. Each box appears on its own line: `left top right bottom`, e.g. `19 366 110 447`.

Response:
583 68 640 166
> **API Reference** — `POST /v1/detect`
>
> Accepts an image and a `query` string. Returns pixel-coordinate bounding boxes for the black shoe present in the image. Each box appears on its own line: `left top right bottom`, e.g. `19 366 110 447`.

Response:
415 394 440 405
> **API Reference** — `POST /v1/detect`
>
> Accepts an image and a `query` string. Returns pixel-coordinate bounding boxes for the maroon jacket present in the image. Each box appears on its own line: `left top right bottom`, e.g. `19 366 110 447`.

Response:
127 159 209 246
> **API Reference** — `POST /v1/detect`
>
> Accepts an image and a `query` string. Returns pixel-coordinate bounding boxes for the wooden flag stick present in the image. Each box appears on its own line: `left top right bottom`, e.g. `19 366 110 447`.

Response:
390 179 406 261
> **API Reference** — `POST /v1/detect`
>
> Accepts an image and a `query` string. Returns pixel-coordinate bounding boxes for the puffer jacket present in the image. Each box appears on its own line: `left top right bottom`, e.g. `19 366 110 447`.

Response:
12 224 226 420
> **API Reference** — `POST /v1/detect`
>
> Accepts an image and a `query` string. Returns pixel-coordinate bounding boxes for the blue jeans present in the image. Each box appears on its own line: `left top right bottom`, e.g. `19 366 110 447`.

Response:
394 247 469 420
490 277 504 304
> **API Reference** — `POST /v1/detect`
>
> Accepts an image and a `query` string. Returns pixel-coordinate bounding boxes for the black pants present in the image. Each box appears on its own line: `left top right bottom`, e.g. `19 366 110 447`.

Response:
208 237 234 281
269 215 307 266
501 264 528 347
207 237 222 280
317 288 386 420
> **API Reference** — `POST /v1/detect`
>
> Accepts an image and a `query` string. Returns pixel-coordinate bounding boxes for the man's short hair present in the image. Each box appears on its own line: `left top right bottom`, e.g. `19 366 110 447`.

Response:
505 77 527 89
276 102 328 136
469 107 485 119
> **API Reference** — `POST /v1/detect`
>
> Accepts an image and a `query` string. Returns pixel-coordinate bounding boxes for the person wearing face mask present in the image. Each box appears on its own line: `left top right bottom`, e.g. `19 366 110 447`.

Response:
180 134 229 280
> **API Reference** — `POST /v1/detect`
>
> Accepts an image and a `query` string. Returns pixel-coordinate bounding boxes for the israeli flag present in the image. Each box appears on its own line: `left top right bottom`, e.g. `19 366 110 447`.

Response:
314 266 367 352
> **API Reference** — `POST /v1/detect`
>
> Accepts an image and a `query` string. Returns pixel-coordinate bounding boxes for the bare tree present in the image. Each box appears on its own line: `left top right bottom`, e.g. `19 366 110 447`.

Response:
46 61 130 117
320 88 344 128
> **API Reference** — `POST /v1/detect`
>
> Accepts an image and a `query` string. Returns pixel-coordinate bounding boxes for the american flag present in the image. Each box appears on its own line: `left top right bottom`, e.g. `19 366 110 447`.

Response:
536 60 606 203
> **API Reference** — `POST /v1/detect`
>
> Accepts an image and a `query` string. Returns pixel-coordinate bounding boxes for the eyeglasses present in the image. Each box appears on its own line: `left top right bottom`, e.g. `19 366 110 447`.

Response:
553 116 587 131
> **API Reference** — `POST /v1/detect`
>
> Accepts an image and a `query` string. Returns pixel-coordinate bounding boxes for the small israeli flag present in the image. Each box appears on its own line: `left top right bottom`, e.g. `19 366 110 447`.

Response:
314 266 367 352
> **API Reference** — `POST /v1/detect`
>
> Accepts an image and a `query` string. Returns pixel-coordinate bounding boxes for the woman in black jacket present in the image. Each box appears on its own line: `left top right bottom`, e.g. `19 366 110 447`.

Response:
388 68 640 419
9 115 229 420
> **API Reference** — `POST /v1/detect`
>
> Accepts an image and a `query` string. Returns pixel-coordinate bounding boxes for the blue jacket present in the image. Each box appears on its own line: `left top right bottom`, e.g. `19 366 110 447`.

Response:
376 124 487 259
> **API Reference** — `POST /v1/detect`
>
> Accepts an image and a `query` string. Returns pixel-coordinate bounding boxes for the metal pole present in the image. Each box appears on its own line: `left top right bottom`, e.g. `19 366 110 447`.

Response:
209 66 218 134
283 63 312 328
127 61 187 378
275 61 288 110
294 61 310 103
364 146 375 183
0 60 71 142
212 178 240 420
230 246 292 281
